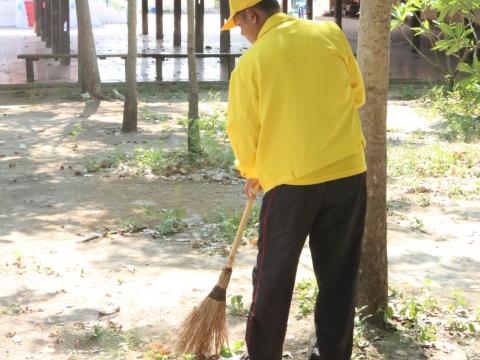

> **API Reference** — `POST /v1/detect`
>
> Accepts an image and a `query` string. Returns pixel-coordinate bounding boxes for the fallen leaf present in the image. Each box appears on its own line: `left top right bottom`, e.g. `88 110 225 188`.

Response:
97 303 120 316
147 341 170 354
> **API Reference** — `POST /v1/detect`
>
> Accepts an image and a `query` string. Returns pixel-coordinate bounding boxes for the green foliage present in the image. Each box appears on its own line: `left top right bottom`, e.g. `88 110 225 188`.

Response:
228 294 247 316
391 0 480 90
294 278 318 318
70 122 83 139
423 86 480 142
154 208 188 236
353 306 372 348
88 325 151 353
139 107 170 122
0 303 29 315
116 218 142 233
412 217 428 233
450 290 467 309
197 109 234 169
388 143 480 178
210 204 260 244
384 282 480 344
85 149 127 173
219 339 245 358
133 147 165 173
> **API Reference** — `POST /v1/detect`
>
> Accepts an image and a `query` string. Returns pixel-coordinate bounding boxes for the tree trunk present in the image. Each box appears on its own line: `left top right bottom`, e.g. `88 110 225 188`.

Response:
187 0 200 159
122 0 137 133
75 0 101 97
355 0 391 325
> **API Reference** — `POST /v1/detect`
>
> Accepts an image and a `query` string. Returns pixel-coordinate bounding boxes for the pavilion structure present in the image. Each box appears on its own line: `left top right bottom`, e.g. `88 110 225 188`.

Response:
30 0 344 59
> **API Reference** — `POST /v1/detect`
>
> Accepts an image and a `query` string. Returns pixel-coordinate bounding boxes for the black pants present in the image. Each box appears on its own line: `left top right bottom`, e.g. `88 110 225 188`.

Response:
245 172 367 360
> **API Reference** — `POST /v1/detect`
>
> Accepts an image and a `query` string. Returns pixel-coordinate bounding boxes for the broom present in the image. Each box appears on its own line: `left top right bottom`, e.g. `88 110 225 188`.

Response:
175 189 258 358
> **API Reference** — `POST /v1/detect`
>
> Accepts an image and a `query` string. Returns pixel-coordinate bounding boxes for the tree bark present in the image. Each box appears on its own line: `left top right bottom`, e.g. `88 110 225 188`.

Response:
75 0 101 97
122 0 138 133
356 0 391 325
187 0 200 159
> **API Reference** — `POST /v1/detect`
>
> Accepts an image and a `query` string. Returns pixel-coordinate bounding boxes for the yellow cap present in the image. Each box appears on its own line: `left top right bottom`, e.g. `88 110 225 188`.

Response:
221 0 263 31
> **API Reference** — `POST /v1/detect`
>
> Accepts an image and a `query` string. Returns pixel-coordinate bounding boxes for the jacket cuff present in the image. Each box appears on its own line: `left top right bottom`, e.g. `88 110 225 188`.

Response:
234 160 257 179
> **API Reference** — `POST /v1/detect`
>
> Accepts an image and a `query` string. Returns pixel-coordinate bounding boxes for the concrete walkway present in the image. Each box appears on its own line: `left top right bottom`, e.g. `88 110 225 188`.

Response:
0 13 447 85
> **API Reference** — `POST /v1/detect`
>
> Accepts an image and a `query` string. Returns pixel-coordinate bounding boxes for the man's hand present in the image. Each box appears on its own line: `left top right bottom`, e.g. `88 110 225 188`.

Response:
244 178 262 199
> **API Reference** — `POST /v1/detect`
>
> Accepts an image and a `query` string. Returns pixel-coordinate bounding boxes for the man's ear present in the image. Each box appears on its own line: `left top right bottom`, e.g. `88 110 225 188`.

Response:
245 8 258 24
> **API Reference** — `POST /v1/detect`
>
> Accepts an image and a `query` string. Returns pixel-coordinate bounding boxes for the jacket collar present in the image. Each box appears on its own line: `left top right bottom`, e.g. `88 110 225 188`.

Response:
258 12 296 39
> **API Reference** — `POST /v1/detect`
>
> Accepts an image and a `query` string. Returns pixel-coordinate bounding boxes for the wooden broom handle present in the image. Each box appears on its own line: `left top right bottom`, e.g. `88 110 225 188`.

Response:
225 188 258 269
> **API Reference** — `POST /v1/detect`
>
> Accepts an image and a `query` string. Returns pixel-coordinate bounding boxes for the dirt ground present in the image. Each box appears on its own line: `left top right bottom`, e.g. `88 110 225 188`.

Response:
0 87 479 360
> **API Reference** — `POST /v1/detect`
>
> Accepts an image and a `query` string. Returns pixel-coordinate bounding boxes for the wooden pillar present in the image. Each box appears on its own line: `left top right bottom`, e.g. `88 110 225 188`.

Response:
282 0 288 14
142 0 148 35
220 0 230 53
41 0 46 41
60 0 70 64
306 0 313 20
335 0 342 28
34 0 42 35
51 0 60 53
45 0 52 48
173 0 181 47
156 0 163 39
195 0 204 52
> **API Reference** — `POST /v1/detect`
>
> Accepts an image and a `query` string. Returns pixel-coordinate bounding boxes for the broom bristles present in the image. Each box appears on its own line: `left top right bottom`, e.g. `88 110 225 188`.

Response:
175 268 233 357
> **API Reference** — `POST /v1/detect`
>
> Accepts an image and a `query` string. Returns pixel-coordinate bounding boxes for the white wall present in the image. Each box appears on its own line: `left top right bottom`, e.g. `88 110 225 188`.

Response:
0 0 16 27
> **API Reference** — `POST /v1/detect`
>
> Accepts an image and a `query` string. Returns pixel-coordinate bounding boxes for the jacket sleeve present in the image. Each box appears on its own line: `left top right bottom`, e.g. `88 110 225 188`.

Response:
226 63 260 179
338 27 365 110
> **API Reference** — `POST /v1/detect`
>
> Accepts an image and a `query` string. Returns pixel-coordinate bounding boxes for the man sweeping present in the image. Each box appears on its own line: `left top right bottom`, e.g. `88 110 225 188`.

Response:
223 0 367 359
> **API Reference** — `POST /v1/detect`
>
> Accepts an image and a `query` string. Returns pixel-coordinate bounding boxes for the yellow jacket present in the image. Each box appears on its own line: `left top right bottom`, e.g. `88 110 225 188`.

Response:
227 13 366 192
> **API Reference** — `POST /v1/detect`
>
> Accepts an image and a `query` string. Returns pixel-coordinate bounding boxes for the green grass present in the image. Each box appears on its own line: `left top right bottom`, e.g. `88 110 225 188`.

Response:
422 86 480 142
205 204 261 244
389 83 432 101
388 143 480 179
139 107 170 122
153 208 188 236
294 278 318 318
383 283 479 344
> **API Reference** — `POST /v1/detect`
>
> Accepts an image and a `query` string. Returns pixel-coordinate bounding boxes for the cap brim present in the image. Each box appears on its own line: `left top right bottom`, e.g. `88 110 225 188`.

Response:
221 16 236 31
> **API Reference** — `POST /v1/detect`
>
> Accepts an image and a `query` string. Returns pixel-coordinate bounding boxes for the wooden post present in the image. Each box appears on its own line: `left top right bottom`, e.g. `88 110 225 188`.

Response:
142 0 148 35
282 0 288 14
26 59 35 83
45 0 52 48
155 57 163 81
306 0 313 20
51 0 60 53
156 0 163 39
335 0 342 28
220 0 230 53
174 0 181 47
34 0 41 35
41 0 46 41
60 0 70 64
195 0 204 52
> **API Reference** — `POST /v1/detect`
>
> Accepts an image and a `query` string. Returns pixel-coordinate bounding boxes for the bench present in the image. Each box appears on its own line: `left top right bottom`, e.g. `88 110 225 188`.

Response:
17 52 242 83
